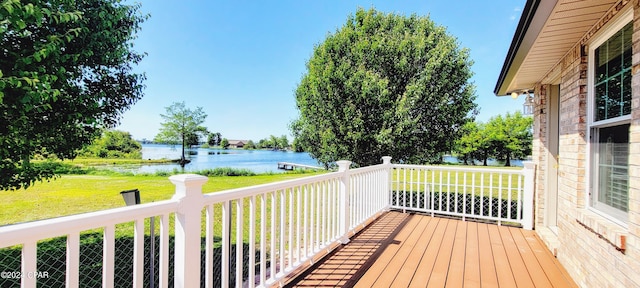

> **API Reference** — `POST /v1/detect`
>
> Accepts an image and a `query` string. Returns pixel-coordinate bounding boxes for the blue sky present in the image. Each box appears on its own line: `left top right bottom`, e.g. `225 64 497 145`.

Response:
116 0 526 141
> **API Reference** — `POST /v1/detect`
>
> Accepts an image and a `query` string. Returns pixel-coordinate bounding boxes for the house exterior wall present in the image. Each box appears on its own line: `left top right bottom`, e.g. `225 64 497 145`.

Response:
531 1 640 287
532 83 548 227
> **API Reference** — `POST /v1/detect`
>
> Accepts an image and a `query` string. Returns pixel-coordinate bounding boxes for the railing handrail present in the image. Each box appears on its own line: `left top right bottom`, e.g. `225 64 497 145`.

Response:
201 170 344 205
0 200 178 248
392 163 524 174
348 163 388 174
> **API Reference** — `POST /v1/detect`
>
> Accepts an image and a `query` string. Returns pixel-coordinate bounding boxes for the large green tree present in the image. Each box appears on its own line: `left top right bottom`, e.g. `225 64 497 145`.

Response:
453 112 533 166
153 102 207 167
292 8 477 167
486 111 533 166
454 121 491 166
0 0 147 190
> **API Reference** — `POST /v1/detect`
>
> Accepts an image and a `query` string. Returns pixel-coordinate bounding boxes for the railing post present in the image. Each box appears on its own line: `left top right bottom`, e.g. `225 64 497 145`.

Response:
170 174 208 288
522 162 536 230
381 156 393 210
337 160 352 244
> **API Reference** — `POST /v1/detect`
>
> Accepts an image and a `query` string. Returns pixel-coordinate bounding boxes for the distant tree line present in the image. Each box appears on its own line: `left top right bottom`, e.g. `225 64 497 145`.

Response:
79 130 142 159
207 132 223 147
453 111 532 166
255 135 289 150
216 135 295 151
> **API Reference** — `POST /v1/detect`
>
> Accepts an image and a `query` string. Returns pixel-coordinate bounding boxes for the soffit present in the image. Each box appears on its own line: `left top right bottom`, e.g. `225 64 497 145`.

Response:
495 0 618 96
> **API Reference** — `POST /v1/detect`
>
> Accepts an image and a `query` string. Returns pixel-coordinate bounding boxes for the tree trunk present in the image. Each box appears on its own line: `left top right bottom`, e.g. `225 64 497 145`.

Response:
505 153 511 167
180 132 186 168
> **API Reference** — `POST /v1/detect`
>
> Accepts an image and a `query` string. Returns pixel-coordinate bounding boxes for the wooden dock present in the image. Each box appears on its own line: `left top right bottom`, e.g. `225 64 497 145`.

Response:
277 162 324 171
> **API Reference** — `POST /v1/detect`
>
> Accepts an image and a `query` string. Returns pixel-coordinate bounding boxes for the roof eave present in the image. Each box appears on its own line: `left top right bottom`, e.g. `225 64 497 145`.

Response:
493 0 558 96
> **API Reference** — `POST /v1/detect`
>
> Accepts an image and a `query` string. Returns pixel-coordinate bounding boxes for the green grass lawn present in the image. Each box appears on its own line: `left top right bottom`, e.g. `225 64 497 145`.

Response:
63 157 175 165
0 172 323 226
392 165 524 199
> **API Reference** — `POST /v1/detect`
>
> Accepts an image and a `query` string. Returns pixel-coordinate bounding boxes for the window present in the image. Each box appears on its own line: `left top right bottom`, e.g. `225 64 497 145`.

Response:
594 22 632 121
595 125 629 212
589 14 632 223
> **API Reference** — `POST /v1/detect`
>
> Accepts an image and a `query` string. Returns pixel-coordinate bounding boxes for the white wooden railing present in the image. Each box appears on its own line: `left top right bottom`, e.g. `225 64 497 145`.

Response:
195 157 391 288
390 162 535 229
0 157 534 288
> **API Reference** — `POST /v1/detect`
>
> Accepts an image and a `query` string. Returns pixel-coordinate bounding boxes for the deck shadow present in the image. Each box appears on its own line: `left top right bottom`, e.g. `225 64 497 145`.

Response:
286 212 413 287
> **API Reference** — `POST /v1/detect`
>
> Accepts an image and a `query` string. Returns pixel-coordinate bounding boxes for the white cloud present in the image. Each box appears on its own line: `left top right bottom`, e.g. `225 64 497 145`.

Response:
510 6 522 21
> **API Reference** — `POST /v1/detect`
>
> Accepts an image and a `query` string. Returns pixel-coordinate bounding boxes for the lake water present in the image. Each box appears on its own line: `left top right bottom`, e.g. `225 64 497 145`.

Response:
134 144 322 173
119 144 523 174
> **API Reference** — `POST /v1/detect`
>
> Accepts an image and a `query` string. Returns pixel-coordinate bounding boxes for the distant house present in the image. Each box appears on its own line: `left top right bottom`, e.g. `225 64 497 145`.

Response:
227 140 248 149
495 0 639 286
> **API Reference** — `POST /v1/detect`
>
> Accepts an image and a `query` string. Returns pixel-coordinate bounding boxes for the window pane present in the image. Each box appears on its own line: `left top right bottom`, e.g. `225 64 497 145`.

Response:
595 46 607 83
607 75 621 117
595 83 607 121
597 124 629 212
594 22 632 121
623 22 633 68
623 71 632 115
608 30 623 76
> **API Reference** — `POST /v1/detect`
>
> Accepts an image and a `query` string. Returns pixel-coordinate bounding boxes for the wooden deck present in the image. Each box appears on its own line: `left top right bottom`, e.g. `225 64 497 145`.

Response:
286 212 577 287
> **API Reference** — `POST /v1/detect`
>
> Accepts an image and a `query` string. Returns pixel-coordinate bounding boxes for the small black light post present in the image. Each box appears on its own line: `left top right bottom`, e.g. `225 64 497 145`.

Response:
120 189 140 206
120 189 155 288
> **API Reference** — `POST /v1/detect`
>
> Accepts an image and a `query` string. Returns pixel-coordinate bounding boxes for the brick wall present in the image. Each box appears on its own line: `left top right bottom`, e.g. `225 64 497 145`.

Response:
533 83 547 228
531 1 640 286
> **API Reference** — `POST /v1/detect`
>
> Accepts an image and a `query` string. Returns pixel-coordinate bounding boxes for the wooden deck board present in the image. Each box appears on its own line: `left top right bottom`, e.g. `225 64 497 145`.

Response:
444 220 467 288
477 222 499 287
463 221 481 288
406 217 447 288
488 224 517 287
364 216 429 287
498 225 535 288
287 212 577 288
351 214 422 287
389 217 439 287
524 232 579 288
510 228 553 287
419 218 457 287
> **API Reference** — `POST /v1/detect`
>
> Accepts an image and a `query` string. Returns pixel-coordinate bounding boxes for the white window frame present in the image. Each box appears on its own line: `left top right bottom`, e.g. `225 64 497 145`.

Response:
586 8 633 225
